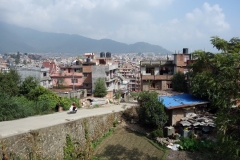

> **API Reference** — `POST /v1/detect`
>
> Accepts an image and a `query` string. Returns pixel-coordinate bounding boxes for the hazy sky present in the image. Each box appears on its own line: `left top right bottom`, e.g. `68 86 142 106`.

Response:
0 0 239 52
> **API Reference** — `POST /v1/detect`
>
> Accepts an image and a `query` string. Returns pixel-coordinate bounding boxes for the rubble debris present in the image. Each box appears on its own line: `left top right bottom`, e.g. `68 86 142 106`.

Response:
156 137 180 146
156 137 181 150
178 113 216 128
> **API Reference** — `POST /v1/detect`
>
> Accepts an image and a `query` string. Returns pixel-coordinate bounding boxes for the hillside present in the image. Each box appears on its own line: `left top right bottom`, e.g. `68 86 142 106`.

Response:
0 21 172 54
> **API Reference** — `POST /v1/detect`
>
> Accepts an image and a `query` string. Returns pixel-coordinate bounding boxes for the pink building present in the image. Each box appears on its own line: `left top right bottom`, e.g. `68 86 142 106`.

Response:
51 62 83 89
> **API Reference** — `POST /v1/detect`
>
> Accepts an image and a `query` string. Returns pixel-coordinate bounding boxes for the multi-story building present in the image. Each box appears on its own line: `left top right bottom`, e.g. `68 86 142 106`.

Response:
119 62 141 92
81 52 127 98
17 67 53 89
0 58 9 73
50 62 83 89
81 53 96 96
140 48 191 91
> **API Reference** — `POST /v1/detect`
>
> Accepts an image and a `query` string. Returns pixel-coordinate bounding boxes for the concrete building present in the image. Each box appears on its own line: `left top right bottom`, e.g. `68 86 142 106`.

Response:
17 67 53 89
0 58 9 73
81 52 127 98
50 62 83 89
119 62 141 92
140 48 191 91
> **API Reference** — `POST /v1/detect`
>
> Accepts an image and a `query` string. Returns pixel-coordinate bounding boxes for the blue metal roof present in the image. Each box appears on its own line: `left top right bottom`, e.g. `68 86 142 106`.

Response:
159 93 208 109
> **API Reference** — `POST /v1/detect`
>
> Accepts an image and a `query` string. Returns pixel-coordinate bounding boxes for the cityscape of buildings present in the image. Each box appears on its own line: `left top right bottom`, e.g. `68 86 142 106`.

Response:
0 48 191 99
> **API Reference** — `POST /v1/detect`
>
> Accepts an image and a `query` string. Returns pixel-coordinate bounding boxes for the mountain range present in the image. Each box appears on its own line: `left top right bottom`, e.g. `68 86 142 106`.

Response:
0 21 172 54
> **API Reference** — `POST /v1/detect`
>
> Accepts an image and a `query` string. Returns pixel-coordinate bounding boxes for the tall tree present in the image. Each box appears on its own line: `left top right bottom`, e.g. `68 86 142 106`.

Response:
189 36 240 159
171 72 187 92
138 91 168 129
19 76 39 96
0 69 21 96
93 78 107 97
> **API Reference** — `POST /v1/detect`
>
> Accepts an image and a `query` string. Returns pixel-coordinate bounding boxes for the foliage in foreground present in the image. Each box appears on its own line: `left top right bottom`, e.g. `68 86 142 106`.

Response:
188 36 240 159
0 70 80 121
178 137 217 152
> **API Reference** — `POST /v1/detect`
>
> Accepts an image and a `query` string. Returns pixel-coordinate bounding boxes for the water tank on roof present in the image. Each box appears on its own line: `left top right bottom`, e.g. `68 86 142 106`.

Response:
106 52 111 58
100 52 105 57
183 48 188 54
86 57 90 63
76 60 80 65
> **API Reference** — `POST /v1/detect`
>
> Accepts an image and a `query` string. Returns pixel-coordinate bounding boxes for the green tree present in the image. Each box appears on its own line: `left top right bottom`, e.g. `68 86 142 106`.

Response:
27 86 51 101
0 69 21 96
137 91 168 129
171 72 187 92
114 90 121 104
188 36 240 159
19 76 39 96
93 78 107 97
211 36 240 53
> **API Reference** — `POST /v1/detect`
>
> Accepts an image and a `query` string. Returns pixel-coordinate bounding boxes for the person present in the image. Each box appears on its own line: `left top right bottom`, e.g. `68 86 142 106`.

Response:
2 153 8 160
68 102 77 114
73 103 76 111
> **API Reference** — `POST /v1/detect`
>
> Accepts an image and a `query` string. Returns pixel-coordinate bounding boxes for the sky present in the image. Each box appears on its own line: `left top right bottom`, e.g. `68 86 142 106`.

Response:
0 0 239 53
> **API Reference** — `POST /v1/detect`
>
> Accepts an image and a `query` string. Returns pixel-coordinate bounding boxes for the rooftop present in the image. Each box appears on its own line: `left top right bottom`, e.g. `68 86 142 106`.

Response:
159 93 208 109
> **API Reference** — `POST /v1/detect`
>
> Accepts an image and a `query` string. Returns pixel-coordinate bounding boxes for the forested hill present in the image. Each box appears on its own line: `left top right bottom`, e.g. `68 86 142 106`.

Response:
0 21 172 54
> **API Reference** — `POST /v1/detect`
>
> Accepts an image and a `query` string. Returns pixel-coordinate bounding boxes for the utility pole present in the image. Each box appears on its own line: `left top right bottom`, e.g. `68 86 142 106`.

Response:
72 72 75 90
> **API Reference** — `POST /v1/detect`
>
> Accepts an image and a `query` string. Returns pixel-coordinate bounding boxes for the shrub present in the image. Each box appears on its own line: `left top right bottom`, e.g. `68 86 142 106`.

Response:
130 92 139 99
0 94 35 121
150 129 163 139
113 120 119 127
178 137 216 152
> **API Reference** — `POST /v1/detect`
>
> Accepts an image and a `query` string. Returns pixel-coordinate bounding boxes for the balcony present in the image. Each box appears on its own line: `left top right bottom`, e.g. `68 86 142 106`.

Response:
105 75 117 82
141 75 154 80
155 75 173 80
142 74 173 80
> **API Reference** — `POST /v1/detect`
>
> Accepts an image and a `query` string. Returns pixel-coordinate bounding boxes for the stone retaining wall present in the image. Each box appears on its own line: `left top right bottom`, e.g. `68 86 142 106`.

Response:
0 112 122 159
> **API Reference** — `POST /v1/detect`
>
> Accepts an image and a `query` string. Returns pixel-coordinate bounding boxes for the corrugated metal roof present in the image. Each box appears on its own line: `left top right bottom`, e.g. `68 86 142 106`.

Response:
159 93 208 109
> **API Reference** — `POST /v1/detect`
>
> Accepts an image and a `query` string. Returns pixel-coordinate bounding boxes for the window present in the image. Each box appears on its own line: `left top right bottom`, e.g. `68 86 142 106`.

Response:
83 73 88 77
43 72 47 76
167 84 172 88
184 55 189 62
146 68 154 75
71 79 78 83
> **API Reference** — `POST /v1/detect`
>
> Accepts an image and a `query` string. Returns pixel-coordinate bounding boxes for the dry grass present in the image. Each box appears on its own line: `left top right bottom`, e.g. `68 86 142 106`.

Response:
93 126 166 160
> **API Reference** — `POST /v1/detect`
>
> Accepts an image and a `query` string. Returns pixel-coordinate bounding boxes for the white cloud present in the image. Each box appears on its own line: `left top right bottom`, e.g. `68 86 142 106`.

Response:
169 18 179 24
186 2 230 31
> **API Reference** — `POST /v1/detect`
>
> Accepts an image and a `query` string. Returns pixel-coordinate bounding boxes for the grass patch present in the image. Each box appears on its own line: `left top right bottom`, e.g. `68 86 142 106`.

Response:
91 128 114 149
93 126 165 160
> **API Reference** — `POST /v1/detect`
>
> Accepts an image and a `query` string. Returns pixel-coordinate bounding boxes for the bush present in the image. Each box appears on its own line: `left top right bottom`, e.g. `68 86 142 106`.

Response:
178 137 216 152
150 129 163 139
113 120 119 127
130 92 139 99
27 86 51 101
0 94 35 121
